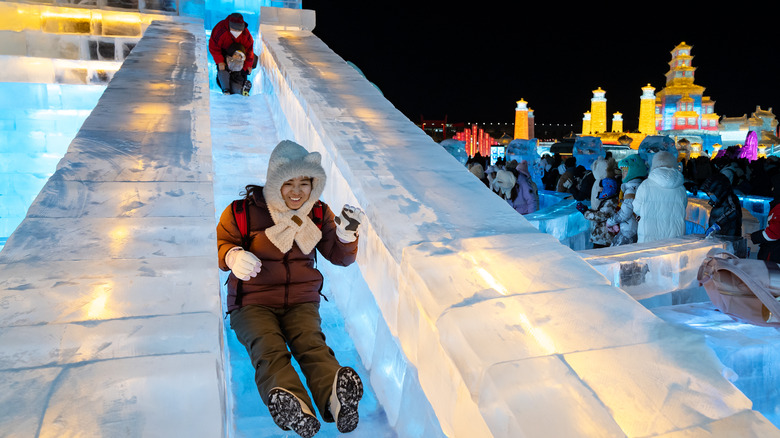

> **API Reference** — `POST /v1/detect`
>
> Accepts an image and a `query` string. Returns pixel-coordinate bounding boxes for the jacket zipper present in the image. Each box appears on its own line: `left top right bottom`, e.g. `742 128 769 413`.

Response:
283 252 290 308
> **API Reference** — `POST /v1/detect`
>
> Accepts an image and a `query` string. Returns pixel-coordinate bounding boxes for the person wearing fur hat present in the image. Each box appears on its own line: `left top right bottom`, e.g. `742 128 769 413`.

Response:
493 169 516 199
209 13 256 95
632 151 688 243
606 154 648 246
576 177 620 248
217 140 365 437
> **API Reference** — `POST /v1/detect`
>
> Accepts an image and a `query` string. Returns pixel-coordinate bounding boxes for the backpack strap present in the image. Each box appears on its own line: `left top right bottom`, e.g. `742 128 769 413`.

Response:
232 199 251 249
311 200 324 230
311 200 328 301
230 198 251 310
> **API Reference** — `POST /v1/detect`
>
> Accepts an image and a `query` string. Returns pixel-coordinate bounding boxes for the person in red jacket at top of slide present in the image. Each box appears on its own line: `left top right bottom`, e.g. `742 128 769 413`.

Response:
209 13 256 94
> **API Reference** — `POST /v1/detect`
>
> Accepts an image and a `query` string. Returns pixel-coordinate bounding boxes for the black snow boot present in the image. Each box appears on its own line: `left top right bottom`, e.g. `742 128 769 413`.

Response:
241 79 252 96
328 367 363 433
268 387 320 438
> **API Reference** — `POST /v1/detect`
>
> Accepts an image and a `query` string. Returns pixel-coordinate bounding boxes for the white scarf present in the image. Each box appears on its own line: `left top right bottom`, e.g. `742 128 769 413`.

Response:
264 202 322 255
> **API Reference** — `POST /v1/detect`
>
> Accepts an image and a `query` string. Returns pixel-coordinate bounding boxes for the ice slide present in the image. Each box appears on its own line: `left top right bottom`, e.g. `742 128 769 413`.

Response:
1 9 779 438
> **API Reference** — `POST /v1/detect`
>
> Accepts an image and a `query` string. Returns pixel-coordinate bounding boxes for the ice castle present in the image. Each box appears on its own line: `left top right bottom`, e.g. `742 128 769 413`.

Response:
1 2 779 437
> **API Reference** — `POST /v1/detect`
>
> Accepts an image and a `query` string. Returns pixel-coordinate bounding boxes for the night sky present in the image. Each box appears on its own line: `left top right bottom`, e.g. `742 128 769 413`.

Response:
301 2 779 133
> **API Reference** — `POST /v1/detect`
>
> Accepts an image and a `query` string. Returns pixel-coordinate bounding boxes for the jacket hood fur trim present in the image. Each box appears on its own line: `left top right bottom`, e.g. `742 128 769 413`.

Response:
262 140 327 254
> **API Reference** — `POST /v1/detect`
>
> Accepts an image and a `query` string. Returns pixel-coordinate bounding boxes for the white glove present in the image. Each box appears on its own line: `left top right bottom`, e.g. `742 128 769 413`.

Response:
562 179 573 189
334 205 365 243
225 247 262 281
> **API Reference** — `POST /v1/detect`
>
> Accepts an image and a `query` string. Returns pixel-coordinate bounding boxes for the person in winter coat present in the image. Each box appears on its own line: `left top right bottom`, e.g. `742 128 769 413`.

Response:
633 151 688 243
589 156 619 208
606 154 648 246
209 13 256 95
556 157 578 193
569 166 591 202
512 161 539 214
217 140 365 437
218 42 253 95
748 173 780 262
541 154 560 191
576 177 620 248
468 162 489 187
699 173 742 238
495 169 535 214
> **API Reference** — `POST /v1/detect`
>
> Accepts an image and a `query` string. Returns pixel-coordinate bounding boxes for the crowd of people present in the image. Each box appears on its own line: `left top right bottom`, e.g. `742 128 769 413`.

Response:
465 146 780 262
467 155 540 215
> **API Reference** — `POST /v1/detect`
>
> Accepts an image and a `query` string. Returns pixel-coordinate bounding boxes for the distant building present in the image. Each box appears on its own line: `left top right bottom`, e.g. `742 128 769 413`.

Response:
514 99 529 140
638 84 657 135
719 106 780 151
611 112 623 133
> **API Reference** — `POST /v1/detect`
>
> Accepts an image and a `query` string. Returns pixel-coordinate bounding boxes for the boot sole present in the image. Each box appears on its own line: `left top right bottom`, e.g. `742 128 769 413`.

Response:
334 367 363 433
268 388 320 438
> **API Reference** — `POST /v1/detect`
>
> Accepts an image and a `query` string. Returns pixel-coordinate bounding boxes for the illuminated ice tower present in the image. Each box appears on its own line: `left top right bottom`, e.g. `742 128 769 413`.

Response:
590 87 607 133
513 98 529 139
582 111 592 135
655 42 719 133
638 84 657 135
611 112 623 133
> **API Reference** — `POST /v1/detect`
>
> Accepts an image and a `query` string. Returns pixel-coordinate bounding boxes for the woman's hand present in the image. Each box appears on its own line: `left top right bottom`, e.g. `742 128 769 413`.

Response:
334 205 365 243
226 247 262 281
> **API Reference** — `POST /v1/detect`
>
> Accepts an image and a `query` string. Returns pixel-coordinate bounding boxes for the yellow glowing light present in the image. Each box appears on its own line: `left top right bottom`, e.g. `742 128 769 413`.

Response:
517 312 556 355
86 283 113 319
40 10 92 21
109 226 130 255
133 102 173 114
476 266 509 296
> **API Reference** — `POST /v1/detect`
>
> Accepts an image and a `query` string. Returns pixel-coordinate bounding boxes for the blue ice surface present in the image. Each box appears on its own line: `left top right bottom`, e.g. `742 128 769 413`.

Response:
0 82 105 249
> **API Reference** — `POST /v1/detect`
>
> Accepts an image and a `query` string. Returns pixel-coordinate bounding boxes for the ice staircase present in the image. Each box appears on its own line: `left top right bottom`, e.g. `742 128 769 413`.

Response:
1 7 780 438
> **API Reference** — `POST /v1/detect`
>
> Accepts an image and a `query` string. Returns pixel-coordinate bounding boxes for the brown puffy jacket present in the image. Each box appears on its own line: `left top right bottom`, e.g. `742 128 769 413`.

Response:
217 190 358 312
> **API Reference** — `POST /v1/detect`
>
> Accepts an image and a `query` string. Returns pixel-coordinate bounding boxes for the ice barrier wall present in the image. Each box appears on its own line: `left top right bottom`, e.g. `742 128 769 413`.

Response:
0 19 227 436
257 8 780 437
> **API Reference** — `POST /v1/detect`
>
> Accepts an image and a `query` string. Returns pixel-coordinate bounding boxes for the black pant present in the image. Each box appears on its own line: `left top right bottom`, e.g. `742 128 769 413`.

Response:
217 69 248 94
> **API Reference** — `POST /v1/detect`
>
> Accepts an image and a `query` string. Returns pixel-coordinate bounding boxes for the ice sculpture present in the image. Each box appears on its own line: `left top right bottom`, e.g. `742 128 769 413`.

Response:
439 138 469 165
637 135 677 167
740 131 759 161
572 135 604 169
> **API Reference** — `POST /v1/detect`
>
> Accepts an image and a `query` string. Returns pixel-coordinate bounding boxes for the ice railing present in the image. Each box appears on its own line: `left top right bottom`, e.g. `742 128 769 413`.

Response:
0 19 227 437
257 8 779 437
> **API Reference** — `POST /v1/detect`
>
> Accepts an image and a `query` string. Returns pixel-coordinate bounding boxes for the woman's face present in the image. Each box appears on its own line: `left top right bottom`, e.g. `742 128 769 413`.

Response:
280 176 312 210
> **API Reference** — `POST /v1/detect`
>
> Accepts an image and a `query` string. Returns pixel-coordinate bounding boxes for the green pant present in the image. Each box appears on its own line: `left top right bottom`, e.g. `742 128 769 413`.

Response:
230 303 341 421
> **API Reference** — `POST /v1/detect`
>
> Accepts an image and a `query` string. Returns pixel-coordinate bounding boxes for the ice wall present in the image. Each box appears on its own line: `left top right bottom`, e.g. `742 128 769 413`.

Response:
256 8 780 437
0 82 104 248
0 19 225 436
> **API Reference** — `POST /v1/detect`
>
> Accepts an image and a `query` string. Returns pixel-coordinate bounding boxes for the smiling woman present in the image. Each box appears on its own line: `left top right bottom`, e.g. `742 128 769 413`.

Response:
215 140 368 437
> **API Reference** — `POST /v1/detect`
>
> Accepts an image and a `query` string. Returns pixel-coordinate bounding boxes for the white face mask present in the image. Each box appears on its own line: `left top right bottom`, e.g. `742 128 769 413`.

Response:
230 30 242 39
